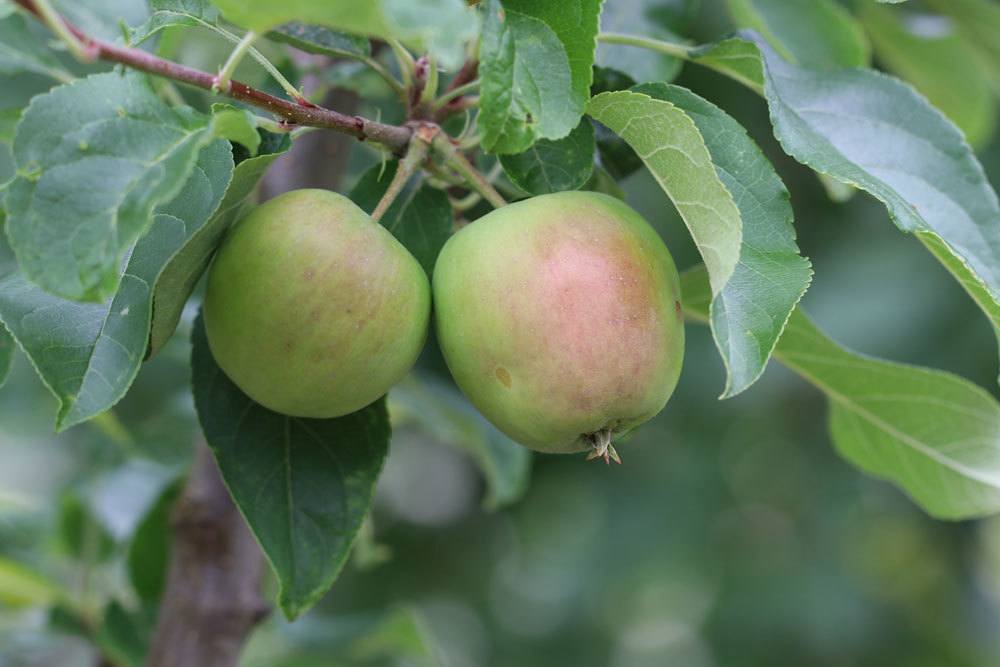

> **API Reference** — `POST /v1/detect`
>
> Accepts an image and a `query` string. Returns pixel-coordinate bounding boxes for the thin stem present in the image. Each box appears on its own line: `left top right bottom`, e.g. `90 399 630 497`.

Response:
220 28 304 102
431 134 507 209
215 30 258 93
597 32 694 59
31 0 94 61
371 130 432 223
359 55 407 99
434 79 479 109
450 190 481 212
418 55 439 109
388 38 415 92
13 0 412 153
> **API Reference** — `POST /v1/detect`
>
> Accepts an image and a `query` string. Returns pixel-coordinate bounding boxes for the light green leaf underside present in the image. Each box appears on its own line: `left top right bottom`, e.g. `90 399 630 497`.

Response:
4 71 223 302
586 90 742 295
191 315 389 620
0 130 289 430
634 83 811 398
725 0 869 69
0 141 234 430
210 0 476 68
684 33 1000 382
682 265 1000 520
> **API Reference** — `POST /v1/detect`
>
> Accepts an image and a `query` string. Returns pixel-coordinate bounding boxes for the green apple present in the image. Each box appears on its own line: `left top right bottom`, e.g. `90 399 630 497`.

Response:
433 191 684 461
204 189 430 418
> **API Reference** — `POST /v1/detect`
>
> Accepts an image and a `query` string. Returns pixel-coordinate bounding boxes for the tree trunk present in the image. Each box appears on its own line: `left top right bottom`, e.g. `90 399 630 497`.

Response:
144 444 268 667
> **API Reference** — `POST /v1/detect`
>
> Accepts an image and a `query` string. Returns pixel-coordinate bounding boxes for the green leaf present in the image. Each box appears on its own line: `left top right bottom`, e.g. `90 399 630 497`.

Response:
634 83 811 397
586 91 742 298
861 3 996 149
499 120 595 196
926 0 1000 95
3 71 228 302
267 22 371 58
597 0 686 83
390 375 532 509
666 32 1000 383
210 104 261 156
0 141 233 430
191 314 390 620
210 0 477 68
95 600 154 667
129 0 218 44
744 34 1000 381
0 12 72 83
0 557 63 608
502 0 602 110
479 0 583 154
348 162 453 278
148 130 290 355
725 0 870 69
682 265 1000 520
127 482 180 603
58 492 116 560
348 606 441 666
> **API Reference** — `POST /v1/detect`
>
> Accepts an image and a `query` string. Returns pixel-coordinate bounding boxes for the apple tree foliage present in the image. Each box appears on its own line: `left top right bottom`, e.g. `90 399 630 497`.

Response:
1 0 1000 653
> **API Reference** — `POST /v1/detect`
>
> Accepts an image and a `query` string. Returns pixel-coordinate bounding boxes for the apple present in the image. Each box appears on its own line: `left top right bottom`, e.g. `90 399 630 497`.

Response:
433 191 684 461
204 189 430 418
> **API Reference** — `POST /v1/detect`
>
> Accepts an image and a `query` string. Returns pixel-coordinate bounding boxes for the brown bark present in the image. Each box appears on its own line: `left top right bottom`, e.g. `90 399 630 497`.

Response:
144 445 268 667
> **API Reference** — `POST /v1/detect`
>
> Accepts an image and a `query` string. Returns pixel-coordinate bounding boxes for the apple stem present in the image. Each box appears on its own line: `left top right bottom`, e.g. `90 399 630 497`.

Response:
430 133 508 209
371 126 434 223
585 428 621 465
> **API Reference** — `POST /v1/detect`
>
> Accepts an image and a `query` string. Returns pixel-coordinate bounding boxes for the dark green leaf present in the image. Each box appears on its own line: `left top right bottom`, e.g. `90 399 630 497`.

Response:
503 0 602 110
191 314 390 619
58 493 116 561
127 482 180 603
349 162 453 278
0 107 20 144
634 83 811 397
683 265 1000 520
725 0 870 68
267 22 371 58
479 0 583 154
499 120 595 196
95 601 154 667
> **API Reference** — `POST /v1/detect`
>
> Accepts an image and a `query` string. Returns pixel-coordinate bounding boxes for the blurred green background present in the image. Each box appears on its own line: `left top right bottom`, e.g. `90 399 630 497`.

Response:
2 0 1000 665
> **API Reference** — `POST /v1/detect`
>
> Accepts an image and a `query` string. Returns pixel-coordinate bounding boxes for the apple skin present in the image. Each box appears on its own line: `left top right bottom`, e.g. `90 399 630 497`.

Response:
204 189 430 418
433 191 684 455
